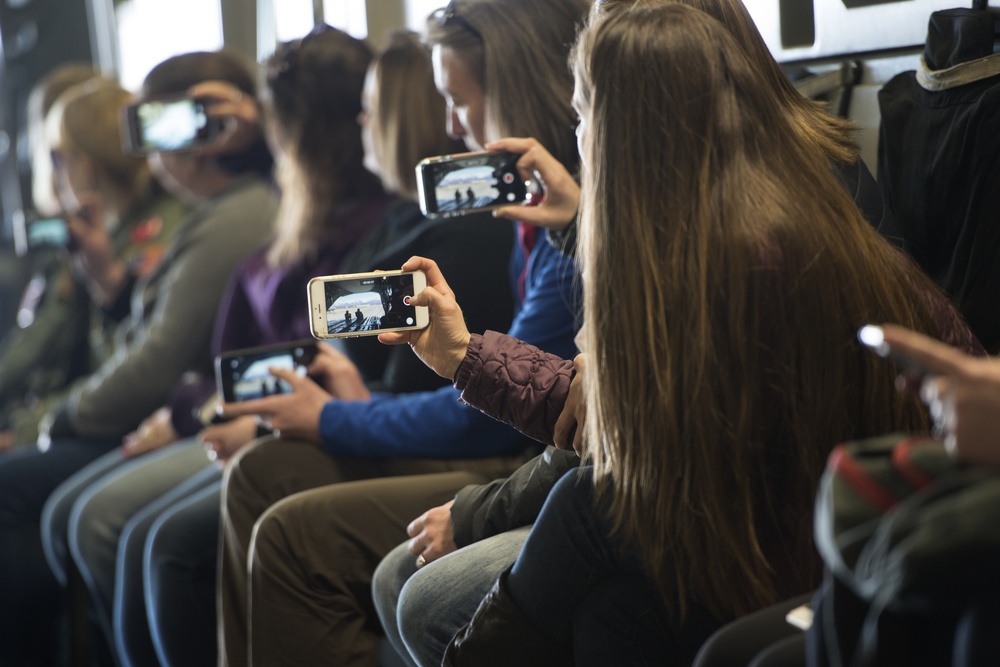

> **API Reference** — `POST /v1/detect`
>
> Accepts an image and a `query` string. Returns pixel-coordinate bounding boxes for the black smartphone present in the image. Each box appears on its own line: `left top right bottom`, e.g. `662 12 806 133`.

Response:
215 340 318 403
416 150 530 218
121 95 225 155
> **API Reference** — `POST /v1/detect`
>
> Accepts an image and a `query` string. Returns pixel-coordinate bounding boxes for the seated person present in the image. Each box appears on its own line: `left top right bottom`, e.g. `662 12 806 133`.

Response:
0 49 278 667
373 5 983 666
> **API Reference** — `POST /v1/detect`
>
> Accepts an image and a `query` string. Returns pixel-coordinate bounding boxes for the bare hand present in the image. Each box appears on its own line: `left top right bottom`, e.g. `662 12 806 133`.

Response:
553 353 587 455
307 342 370 400
407 500 457 566
122 406 178 458
0 431 13 452
67 193 127 306
200 415 258 468
880 324 1000 464
486 137 579 230
219 368 332 443
378 257 471 381
187 80 261 156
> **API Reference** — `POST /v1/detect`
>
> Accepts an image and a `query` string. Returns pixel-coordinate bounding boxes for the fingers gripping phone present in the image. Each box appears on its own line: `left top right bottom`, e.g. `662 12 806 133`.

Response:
215 340 318 403
416 150 531 219
121 95 225 155
307 270 428 339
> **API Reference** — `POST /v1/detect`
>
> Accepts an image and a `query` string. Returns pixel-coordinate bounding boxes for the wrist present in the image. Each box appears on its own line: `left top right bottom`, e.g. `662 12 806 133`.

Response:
449 333 472 383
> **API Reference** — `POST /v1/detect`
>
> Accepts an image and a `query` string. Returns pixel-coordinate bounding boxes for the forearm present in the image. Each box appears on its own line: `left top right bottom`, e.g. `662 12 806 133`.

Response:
318 386 528 459
455 331 575 445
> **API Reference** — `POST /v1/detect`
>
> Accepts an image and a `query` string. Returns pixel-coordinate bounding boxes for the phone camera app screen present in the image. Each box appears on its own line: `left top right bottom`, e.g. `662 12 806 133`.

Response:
323 274 416 335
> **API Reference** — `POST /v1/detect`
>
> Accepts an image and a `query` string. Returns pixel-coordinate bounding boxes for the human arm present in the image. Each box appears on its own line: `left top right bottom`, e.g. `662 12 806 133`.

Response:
188 80 262 156
451 445 580 548
66 194 130 309
879 324 1000 463
121 406 179 457
200 415 258 467
61 181 277 439
380 255 577 445
487 138 579 232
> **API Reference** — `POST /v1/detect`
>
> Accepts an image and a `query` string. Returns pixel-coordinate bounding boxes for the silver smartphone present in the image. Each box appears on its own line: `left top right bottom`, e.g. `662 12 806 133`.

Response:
307 269 429 339
416 150 530 219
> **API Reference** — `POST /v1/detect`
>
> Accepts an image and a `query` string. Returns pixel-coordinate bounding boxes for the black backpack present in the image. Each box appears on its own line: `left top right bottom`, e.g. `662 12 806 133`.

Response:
808 434 1000 666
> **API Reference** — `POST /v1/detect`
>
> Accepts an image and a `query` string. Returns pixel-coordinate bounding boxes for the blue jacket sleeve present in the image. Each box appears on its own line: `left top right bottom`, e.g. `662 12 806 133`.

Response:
318 231 580 459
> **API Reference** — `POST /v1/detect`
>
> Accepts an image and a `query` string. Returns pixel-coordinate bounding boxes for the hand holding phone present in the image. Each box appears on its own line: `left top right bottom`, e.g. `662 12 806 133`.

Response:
416 150 534 219
307 269 428 339
216 366 331 444
121 94 225 155
215 340 318 403
860 324 1000 464
185 80 261 156
485 137 579 230
377 257 472 382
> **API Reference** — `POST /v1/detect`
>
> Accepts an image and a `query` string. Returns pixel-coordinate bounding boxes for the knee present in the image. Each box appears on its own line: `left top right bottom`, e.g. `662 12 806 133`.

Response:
221 437 281 511
373 542 417 620
67 488 118 575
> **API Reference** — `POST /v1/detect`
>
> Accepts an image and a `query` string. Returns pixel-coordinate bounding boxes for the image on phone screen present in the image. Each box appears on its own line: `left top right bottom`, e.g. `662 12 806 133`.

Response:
322 273 420 336
417 151 527 218
216 341 316 403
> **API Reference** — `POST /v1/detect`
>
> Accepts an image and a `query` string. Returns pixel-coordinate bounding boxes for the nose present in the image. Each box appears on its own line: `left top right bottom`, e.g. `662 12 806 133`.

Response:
446 106 465 140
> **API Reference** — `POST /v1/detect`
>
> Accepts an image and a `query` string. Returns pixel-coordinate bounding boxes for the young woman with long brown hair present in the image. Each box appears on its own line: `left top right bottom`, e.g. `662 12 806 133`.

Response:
378 5 980 665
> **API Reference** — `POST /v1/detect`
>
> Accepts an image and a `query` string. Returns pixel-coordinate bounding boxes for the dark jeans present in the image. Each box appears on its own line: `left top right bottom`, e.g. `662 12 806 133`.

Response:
0 437 119 666
507 467 720 667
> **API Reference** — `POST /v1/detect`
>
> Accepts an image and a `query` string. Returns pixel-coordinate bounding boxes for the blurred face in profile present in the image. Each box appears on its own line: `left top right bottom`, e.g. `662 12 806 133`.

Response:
359 65 382 177
431 45 487 151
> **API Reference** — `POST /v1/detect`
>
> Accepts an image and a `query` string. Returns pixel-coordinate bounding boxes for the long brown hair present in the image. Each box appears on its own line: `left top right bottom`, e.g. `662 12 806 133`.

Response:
593 0 857 165
575 5 940 621
264 26 384 266
370 30 463 200
424 0 590 173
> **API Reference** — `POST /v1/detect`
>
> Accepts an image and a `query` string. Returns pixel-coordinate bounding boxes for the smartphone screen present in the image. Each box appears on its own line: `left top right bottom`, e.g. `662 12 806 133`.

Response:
417 151 528 218
215 340 317 403
308 270 428 339
123 96 222 154
26 217 69 250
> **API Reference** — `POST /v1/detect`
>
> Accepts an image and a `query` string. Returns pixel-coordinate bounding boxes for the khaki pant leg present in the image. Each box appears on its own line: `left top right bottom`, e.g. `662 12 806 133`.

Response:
218 434 522 667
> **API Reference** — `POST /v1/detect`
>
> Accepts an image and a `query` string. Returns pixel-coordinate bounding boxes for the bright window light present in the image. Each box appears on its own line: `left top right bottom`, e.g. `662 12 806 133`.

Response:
116 0 224 91
275 0 315 42
323 0 368 40
404 0 445 30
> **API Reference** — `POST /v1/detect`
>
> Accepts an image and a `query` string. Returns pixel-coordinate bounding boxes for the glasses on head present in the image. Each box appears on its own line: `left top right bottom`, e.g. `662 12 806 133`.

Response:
267 23 333 83
432 1 483 41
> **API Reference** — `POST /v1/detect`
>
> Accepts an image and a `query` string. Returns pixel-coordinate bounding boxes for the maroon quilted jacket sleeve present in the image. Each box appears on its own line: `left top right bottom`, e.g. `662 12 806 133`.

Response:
454 330 575 446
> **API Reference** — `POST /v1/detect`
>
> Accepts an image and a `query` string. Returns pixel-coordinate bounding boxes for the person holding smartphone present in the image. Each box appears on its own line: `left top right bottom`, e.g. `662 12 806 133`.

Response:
212 3 588 665
0 75 190 451
45 27 518 667
0 50 280 666
436 7 984 665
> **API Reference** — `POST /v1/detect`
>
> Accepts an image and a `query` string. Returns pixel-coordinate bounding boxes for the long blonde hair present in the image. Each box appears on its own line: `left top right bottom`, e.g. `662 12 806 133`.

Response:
576 5 941 621
593 0 858 165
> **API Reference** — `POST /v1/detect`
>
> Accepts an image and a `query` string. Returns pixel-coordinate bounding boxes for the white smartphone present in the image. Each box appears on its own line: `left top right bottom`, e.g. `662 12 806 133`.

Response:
415 150 531 219
307 269 428 339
